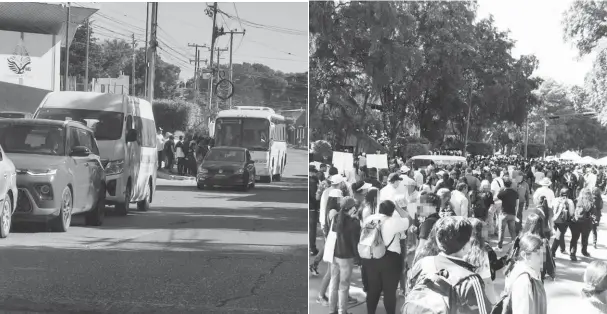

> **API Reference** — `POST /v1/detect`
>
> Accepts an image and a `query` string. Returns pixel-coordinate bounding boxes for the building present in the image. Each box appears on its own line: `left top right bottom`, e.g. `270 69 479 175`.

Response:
91 74 130 95
0 2 98 113
280 108 307 147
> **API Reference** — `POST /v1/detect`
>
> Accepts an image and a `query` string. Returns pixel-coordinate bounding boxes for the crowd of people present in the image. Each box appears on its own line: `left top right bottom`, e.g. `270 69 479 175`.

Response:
309 153 607 314
155 127 213 176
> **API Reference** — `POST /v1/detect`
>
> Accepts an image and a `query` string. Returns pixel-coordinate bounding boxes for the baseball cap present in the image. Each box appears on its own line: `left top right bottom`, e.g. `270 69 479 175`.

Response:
329 174 345 185
357 182 373 191
400 165 411 173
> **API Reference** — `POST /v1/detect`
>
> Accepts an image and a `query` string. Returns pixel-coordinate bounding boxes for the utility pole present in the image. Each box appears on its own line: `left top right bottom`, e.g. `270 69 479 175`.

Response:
188 43 209 91
207 3 226 113
131 33 136 96
64 2 71 91
148 2 158 103
227 29 245 108
464 86 472 157
84 18 90 92
215 47 228 110
524 118 529 159
543 119 547 159
144 2 150 98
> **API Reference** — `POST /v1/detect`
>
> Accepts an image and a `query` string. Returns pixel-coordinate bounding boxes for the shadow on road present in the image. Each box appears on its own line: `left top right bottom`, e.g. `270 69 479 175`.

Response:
0 245 307 314
12 206 307 234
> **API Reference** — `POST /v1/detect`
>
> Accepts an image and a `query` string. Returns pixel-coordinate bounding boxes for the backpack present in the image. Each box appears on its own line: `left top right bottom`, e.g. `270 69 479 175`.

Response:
472 191 490 220
554 198 570 222
403 255 481 314
358 219 396 259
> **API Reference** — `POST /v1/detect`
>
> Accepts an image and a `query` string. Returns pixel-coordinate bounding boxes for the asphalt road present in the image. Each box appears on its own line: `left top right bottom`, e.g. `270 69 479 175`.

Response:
0 149 308 314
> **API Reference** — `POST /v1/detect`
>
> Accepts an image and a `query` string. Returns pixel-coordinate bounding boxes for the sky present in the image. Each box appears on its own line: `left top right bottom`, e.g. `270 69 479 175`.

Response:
476 0 593 87
83 2 308 80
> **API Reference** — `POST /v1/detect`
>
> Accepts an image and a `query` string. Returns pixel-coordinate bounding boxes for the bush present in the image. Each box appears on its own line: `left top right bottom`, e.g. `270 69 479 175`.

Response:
152 99 203 134
520 143 546 158
401 143 430 158
582 148 600 158
312 140 332 162
466 142 494 156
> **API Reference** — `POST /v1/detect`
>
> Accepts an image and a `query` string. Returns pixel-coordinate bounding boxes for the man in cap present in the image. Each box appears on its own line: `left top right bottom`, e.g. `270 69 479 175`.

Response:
319 174 345 239
533 177 555 207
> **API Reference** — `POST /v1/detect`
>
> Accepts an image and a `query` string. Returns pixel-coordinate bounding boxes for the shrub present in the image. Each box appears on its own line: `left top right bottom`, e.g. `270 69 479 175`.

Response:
466 142 494 156
582 148 600 158
152 99 203 133
312 140 332 162
520 143 546 158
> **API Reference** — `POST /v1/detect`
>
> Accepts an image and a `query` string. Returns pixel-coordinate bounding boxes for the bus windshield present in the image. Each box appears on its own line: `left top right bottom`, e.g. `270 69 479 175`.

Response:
214 118 270 151
36 108 124 141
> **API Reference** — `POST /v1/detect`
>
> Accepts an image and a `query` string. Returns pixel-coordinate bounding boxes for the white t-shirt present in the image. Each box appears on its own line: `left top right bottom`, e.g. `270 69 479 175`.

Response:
156 134 164 152
175 141 185 158
450 190 469 217
414 171 424 188
364 213 409 254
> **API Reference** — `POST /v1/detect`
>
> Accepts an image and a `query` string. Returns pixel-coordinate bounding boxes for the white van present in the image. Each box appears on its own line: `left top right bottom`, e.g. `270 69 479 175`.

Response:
33 92 157 215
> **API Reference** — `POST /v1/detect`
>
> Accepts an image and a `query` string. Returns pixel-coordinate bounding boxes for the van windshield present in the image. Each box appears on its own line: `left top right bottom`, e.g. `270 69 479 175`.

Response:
36 108 124 141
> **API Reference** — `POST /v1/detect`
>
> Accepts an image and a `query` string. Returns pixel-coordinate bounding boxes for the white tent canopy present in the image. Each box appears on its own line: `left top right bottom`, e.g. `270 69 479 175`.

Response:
560 151 582 161
577 156 597 165
598 157 607 166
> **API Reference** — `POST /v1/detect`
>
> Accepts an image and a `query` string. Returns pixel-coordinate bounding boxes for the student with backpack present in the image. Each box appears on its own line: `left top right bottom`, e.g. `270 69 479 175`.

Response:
551 188 574 257
403 216 491 314
570 188 595 261
360 200 410 314
495 234 548 314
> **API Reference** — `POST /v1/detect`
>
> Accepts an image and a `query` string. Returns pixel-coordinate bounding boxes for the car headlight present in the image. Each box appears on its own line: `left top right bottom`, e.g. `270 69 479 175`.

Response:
236 168 244 174
105 160 124 175
19 169 57 176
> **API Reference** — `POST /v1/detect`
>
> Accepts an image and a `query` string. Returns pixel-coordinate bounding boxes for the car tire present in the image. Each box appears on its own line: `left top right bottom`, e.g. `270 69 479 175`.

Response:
85 188 105 226
137 182 151 212
241 176 250 192
197 182 205 190
0 197 12 238
115 183 131 216
273 174 282 182
51 187 72 232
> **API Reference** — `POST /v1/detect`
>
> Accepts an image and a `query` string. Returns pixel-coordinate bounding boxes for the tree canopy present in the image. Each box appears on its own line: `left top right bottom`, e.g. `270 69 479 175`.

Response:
310 1 541 153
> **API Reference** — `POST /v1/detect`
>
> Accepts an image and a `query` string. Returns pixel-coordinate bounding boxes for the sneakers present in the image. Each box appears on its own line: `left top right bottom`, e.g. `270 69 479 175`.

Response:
582 251 591 257
594 243 598 249
316 295 329 306
309 264 320 276
570 254 578 261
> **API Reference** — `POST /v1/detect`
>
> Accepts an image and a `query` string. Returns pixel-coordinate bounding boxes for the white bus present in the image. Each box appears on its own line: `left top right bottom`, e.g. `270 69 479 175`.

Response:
33 92 158 215
213 106 287 183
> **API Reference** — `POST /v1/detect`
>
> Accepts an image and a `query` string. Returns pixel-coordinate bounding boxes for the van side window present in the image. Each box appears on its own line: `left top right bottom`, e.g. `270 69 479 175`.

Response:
68 127 80 151
126 115 133 130
134 116 156 148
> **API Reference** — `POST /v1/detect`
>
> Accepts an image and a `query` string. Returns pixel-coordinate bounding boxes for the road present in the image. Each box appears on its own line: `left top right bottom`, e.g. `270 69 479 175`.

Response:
0 149 308 314
309 199 607 314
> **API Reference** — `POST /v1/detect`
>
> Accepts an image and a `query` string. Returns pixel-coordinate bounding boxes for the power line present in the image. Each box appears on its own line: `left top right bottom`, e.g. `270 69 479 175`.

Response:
246 39 298 57
217 8 305 36
232 3 244 31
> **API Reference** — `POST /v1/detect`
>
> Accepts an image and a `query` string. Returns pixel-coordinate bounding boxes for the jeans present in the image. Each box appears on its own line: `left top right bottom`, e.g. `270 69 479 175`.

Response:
177 157 186 175
551 222 569 255
515 202 525 234
329 257 355 314
364 251 401 314
398 240 408 294
592 224 599 245
570 220 592 256
165 153 174 170
498 213 517 248
309 210 319 252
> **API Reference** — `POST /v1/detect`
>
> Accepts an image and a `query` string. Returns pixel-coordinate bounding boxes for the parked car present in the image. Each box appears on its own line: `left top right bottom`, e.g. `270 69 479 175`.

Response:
196 147 256 191
0 111 32 119
0 144 17 238
0 118 106 232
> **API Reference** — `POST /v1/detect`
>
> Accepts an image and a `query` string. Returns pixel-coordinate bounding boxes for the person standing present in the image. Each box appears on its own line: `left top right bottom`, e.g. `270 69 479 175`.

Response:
175 136 186 175
309 166 321 256
164 135 175 173
515 171 531 234
156 128 165 170
570 188 595 261
449 182 469 217
551 188 574 257
497 176 519 250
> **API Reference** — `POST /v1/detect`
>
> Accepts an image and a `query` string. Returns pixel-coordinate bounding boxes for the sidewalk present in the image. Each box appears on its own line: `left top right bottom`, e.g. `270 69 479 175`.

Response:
309 207 607 314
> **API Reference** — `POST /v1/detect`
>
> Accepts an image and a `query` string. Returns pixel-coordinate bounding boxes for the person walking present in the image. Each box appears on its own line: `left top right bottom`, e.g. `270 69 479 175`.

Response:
497 176 519 250
570 188 595 261
591 187 603 249
551 188 575 257
175 135 186 175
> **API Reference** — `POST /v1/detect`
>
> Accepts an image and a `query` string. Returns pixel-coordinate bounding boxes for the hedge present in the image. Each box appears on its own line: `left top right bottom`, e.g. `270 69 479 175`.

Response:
152 99 204 134
520 143 546 158
582 148 600 159
466 142 494 156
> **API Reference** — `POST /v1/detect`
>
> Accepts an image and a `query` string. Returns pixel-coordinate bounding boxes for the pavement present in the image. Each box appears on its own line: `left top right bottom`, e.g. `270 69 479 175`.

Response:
309 198 607 314
0 149 308 314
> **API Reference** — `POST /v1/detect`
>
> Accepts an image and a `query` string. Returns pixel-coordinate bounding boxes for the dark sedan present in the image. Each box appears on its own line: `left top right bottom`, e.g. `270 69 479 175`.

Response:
196 147 256 191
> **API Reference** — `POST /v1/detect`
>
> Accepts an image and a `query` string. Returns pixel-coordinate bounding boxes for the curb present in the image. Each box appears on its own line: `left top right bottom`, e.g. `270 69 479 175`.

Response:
157 171 196 181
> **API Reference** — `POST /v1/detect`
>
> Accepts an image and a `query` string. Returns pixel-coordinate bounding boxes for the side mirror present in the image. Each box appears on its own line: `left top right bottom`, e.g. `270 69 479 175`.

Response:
126 129 138 142
70 146 91 157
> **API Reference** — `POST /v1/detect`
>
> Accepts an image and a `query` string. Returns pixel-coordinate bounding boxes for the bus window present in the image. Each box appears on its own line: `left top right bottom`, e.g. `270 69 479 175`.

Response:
242 119 269 150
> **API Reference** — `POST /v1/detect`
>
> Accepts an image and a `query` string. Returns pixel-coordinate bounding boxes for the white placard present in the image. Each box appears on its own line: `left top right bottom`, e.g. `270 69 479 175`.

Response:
332 152 354 176
367 154 388 169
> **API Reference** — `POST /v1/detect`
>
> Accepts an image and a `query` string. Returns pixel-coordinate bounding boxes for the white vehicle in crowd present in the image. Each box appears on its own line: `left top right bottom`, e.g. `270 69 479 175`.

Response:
409 155 467 169
212 106 287 183
0 144 17 238
33 92 157 215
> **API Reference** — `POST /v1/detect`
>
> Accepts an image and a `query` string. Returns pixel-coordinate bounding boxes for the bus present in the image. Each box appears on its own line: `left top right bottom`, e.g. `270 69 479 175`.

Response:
213 106 287 183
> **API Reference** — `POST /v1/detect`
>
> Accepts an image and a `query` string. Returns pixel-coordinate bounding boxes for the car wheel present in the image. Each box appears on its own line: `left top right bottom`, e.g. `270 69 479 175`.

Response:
51 187 72 232
197 182 205 190
85 187 105 226
273 174 282 182
137 181 151 212
0 197 12 238
115 183 131 216
241 175 250 192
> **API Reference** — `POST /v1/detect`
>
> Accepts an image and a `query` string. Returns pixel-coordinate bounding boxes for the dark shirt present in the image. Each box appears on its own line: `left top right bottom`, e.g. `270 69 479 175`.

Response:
498 188 519 215
419 213 440 240
333 213 361 259
364 178 382 189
